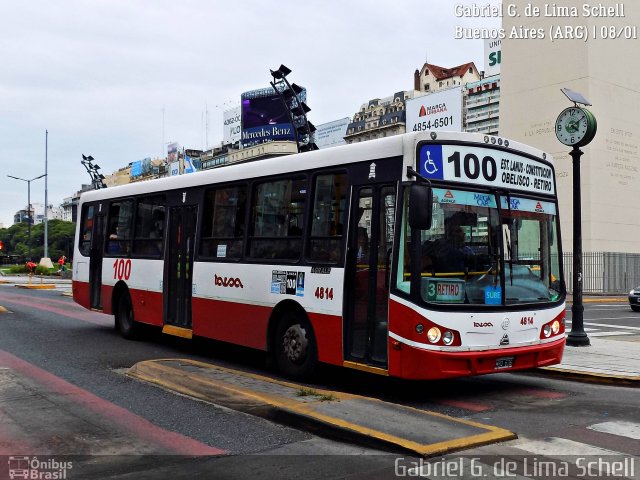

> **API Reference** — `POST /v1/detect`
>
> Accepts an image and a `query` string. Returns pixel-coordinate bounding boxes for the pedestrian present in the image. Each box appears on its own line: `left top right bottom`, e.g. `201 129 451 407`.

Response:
57 255 66 273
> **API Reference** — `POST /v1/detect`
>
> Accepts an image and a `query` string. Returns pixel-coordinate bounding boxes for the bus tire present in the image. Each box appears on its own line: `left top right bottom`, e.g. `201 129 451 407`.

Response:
275 312 317 379
115 292 139 340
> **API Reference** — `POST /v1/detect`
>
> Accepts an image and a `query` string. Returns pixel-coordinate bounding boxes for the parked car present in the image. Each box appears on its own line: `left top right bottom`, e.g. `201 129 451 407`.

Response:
629 286 640 312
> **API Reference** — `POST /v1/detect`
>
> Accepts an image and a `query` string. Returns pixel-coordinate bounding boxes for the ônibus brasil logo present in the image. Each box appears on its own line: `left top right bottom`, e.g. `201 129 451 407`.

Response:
214 274 244 288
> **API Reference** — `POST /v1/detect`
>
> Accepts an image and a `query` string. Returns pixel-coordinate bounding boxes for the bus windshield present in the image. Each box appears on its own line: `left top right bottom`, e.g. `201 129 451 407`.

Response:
397 187 562 306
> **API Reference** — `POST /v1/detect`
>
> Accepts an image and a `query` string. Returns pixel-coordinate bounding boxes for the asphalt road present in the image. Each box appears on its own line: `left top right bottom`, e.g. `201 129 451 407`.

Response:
0 287 638 479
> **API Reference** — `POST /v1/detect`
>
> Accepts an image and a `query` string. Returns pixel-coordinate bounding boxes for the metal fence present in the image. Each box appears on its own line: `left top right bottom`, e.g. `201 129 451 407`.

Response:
562 252 640 294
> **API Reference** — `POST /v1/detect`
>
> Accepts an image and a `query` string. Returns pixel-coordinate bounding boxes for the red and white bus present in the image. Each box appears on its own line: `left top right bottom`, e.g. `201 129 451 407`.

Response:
73 131 566 380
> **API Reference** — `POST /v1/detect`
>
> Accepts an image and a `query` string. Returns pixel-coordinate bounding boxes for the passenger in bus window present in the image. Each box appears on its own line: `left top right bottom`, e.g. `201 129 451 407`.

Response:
108 226 120 254
422 218 473 273
150 212 164 239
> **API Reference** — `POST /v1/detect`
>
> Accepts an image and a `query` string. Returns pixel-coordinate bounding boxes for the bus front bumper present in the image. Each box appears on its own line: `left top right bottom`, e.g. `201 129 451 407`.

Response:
395 337 566 380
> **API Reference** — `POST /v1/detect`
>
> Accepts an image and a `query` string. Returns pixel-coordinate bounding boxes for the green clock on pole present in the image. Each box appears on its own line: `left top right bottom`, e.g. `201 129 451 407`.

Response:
557 87 597 347
555 106 597 147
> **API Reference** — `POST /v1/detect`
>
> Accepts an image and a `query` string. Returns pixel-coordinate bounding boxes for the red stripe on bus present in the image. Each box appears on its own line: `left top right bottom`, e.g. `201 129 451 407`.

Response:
192 297 269 350
192 298 344 365
0 349 226 456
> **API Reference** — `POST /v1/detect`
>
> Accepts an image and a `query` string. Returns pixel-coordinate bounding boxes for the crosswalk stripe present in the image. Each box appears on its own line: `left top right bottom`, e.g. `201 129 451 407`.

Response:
588 421 640 440
588 331 635 337
514 437 622 456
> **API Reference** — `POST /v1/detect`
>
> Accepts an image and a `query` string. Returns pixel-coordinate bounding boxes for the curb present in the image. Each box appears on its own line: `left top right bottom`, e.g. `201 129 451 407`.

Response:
127 359 517 457
534 367 640 387
14 284 57 290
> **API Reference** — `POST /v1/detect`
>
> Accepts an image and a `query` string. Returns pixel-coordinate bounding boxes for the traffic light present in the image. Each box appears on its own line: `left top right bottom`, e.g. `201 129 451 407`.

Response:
0 240 3 251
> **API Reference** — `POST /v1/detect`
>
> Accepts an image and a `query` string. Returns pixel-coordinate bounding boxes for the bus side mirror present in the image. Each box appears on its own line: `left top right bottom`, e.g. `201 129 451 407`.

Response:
409 184 432 230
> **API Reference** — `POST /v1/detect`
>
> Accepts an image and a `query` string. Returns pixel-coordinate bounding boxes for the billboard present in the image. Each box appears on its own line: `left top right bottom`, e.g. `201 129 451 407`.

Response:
223 106 241 145
315 118 350 149
167 143 179 163
130 158 151 178
484 39 502 77
241 90 296 147
405 88 463 133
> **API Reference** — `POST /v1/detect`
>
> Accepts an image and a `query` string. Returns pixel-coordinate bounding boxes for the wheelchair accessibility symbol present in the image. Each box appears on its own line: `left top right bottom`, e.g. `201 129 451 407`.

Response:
419 145 444 179
423 150 438 175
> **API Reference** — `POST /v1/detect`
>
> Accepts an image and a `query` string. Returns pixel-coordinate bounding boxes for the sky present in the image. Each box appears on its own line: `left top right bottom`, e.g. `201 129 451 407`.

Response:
0 0 500 228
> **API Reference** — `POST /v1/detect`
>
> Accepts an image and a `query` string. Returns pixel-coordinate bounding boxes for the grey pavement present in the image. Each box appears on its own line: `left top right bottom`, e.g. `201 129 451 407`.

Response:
543 336 640 382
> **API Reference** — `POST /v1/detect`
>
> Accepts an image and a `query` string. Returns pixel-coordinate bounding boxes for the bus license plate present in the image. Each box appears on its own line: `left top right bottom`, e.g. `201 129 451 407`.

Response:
495 357 514 370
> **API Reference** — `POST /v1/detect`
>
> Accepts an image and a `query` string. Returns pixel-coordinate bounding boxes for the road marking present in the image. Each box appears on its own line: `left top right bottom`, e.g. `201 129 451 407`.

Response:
587 332 634 337
0 349 226 455
566 321 640 331
435 399 492 412
588 421 640 440
515 437 622 456
583 321 640 331
513 388 567 399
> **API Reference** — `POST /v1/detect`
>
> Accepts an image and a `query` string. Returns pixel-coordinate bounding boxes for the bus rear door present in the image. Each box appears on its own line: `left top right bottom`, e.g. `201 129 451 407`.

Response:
89 209 105 310
164 204 198 333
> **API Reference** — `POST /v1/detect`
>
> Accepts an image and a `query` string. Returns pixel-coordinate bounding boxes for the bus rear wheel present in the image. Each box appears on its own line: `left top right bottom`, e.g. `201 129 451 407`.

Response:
115 293 139 339
275 313 317 379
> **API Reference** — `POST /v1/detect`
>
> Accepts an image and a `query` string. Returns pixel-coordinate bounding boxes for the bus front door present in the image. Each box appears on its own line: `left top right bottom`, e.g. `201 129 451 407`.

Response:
345 185 396 368
89 212 105 310
164 205 198 331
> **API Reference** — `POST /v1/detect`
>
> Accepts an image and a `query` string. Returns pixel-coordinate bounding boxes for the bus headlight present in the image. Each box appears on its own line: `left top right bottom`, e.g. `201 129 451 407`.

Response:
551 320 560 335
543 324 552 338
442 331 454 346
415 324 424 334
427 327 441 344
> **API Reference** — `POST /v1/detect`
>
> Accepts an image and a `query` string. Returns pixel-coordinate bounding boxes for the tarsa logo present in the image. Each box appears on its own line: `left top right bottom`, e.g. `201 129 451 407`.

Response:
474 322 494 328
215 274 244 288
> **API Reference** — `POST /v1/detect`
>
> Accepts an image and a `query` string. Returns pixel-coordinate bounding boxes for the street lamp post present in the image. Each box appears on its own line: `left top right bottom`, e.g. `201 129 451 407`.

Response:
7 173 46 261
566 146 590 346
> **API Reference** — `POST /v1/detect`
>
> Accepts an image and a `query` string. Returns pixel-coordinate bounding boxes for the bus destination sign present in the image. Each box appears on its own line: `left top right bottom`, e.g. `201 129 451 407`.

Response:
418 143 555 195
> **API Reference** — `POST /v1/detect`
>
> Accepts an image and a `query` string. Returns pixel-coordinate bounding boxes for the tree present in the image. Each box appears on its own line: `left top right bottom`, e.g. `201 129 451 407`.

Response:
0 220 76 262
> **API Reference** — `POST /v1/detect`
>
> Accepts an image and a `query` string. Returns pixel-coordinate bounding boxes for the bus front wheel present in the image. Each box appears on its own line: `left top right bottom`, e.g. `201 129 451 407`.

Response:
115 292 139 339
275 313 317 379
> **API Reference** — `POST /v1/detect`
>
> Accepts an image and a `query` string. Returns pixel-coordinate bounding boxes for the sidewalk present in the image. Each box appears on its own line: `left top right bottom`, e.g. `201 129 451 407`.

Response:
552 294 640 384
542 337 640 384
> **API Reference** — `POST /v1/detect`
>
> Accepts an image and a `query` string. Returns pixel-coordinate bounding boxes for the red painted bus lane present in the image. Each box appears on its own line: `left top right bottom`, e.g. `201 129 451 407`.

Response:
0 291 112 326
0 349 226 456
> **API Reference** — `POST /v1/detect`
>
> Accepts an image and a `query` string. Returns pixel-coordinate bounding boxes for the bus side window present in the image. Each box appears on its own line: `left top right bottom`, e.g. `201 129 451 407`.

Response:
200 185 247 260
133 196 165 258
308 172 347 263
249 177 306 261
106 200 133 256
79 204 95 257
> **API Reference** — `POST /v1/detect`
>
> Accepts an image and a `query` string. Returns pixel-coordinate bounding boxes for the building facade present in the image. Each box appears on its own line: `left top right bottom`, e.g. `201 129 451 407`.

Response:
464 75 500 135
414 62 481 94
500 0 640 253
344 91 415 144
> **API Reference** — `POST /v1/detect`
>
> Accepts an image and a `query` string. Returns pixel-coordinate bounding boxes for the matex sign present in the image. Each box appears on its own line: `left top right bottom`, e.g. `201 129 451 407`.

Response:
418 143 555 195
